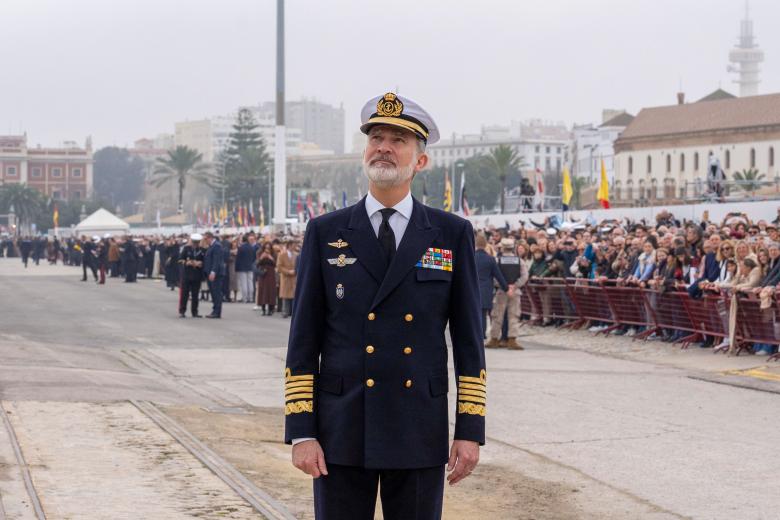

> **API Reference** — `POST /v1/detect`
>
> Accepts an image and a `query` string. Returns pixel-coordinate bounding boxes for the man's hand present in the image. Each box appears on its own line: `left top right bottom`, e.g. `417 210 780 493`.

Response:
292 440 328 478
208 272 216 282
446 440 479 486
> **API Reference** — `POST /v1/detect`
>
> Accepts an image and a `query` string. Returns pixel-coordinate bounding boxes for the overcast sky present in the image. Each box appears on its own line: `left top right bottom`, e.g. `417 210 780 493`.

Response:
2 0 777 149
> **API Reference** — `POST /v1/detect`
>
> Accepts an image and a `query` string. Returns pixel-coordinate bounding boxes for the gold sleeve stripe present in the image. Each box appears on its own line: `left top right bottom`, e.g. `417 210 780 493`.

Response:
458 402 486 416
285 392 314 401
458 389 487 399
285 387 313 396
458 395 486 404
458 383 486 391
285 381 314 390
286 374 314 382
285 401 313 415
458 375 486 385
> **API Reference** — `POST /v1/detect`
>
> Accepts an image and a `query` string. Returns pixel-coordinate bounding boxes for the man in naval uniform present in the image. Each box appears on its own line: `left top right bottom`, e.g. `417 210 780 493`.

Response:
285 92 485 520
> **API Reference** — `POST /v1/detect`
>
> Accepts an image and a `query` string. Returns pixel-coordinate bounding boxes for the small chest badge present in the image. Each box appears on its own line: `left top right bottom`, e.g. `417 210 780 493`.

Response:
336 283 344 300
327 239 349 249
327 254 357 268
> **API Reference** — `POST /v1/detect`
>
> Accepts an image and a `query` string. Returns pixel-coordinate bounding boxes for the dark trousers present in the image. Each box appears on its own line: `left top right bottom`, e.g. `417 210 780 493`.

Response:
22 253 29 267
313 464 444 520
179 279 201 316
82 259 97 280
110 261 120 277
125 263 137 282
98 262 106 284
208 277 223 316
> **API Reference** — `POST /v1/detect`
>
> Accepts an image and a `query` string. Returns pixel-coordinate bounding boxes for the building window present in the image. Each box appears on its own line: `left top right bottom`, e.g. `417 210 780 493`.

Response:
545 146 550 153
31 167 42 178
52 167 63 178
545 157 550 169
694 152 699 171
680 153 685 172
770 147 775 168
535 145 539 153
725 150 730 169
73 191 81 200
646 156 652 174
556 147 561 154
52 191 62 200
628 156 633 174
6 166 17 176
71 167 83 177
556 158 561 171
750 148 756 168
666 154 671 173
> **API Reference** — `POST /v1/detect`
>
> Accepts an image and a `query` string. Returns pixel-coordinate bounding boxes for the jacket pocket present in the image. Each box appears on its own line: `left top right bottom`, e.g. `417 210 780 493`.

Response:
429 374 449 396
318 373 343 395
416 269 453 282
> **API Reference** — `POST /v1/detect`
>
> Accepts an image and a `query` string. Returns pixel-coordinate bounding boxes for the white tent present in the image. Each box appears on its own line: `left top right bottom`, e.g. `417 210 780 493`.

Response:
74 208 130 237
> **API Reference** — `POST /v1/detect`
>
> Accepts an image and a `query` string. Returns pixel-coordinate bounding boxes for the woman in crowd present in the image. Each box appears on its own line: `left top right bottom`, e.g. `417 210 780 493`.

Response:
255 242 277 316
227 237 239 303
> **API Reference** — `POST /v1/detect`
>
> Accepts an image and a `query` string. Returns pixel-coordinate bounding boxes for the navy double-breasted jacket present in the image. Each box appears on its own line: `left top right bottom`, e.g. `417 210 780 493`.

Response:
284 196 486 470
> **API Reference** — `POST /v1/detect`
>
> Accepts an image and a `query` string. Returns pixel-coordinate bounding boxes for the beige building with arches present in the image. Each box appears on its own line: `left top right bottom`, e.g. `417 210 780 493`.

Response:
613 90 780 203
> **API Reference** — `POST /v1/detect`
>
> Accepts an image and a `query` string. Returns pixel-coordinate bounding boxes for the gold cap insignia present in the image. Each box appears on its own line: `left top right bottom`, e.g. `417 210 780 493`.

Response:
376 92 403 117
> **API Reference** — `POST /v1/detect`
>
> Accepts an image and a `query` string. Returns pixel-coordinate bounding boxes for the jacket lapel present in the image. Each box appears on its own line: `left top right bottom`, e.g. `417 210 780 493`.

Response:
370 198 440 310
339 198 387 284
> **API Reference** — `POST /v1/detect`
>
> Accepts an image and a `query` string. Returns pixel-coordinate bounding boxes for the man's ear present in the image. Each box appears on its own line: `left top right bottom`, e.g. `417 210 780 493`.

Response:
414 152 429 172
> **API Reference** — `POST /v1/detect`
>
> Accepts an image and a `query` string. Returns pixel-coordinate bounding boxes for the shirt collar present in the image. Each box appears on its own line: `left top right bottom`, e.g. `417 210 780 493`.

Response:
365 190 413 221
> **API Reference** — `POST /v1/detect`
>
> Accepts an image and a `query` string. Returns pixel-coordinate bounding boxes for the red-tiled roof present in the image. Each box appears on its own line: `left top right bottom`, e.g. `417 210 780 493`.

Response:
618 92 780 140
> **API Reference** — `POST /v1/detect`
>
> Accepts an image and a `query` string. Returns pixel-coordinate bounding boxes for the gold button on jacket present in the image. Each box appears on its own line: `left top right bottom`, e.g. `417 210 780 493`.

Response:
366 378 375 387
368 313 376 321
405 379 413 388
366 345 375 354
403 347 412 355
404 313 413 322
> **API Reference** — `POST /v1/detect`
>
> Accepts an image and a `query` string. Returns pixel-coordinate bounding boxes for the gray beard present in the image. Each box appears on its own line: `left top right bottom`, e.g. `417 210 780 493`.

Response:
363 162 415 188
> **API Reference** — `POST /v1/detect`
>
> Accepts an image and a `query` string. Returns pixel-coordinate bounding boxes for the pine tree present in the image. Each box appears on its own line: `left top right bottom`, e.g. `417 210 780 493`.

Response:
223 108 271 207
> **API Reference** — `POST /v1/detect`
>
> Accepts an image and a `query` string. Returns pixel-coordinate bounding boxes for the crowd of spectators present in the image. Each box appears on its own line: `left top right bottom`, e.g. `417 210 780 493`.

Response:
475 206 780 355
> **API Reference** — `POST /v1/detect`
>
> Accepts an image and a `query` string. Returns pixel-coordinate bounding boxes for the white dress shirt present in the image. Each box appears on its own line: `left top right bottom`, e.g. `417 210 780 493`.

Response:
292 190 414 446
364 190 413 247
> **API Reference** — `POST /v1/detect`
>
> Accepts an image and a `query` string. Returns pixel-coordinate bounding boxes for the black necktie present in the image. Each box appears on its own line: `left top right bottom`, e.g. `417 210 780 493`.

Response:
378 208 396 266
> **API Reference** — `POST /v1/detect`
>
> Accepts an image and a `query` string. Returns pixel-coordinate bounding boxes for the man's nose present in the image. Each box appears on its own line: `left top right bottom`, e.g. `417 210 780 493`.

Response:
375 138 392 153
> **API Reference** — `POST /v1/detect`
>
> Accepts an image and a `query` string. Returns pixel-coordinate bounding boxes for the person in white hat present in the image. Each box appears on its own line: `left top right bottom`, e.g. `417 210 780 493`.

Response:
285 92 484 520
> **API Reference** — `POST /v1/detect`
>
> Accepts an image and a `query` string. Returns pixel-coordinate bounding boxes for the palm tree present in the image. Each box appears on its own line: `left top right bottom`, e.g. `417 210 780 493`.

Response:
733 168 766 194
479 145 525 213
0 184 44 233
151 146 215 213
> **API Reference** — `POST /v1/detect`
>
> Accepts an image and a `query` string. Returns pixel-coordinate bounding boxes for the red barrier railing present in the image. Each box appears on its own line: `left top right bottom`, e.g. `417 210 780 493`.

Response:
519 278 779 358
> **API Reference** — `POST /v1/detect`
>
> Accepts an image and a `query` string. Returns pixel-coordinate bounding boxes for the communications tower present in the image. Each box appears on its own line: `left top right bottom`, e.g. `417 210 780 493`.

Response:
727 2 764 97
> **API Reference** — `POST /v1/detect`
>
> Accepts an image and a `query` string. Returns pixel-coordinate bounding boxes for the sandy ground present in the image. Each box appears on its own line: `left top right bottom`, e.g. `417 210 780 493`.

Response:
3 401 260 520
162 405 677 520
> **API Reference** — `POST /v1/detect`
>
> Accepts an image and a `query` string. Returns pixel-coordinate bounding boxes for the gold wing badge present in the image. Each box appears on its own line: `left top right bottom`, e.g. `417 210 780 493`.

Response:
327 239 349 249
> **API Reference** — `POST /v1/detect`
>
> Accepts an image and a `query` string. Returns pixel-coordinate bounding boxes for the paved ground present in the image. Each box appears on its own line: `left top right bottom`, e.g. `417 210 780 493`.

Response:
1 257 779 519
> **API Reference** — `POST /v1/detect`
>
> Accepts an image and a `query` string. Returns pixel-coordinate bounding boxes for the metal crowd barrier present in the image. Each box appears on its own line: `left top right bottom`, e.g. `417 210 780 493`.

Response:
520 278 780 359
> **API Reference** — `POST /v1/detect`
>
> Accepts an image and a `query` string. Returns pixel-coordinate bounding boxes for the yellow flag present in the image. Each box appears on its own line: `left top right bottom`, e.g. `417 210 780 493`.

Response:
443 175 452 212
597 159 610 209
561 166 573 210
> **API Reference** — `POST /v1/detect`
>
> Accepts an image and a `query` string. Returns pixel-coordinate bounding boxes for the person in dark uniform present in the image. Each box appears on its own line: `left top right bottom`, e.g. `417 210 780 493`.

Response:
285 93 485 520
32 237 45 265
178 233 205 318
123 237 139 282
80 236 98 281
486 238 528 350
19 237 33 268
165 237 181 290
203 231 225 318
475 234 508 339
